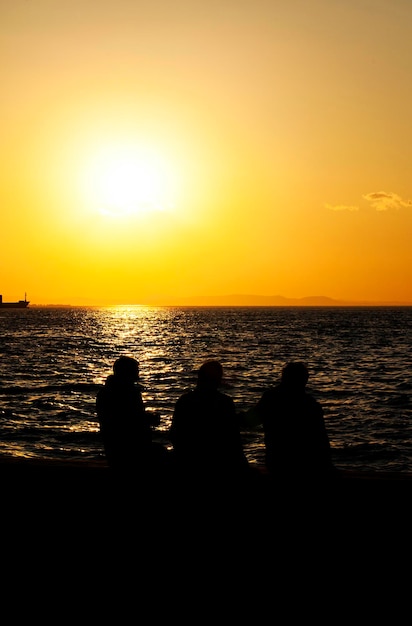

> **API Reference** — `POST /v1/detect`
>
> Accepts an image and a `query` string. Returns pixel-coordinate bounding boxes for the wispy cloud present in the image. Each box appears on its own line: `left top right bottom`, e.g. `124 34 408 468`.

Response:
325 203 359 211
362 191 412 211
326 191 412 212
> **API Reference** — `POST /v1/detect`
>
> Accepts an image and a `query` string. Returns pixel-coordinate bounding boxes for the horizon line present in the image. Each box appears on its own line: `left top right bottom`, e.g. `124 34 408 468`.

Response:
27 294 412 307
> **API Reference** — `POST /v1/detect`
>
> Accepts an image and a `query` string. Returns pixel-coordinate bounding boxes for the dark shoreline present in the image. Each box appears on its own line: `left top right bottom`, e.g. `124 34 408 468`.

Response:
2 454 412 480
2 456 411 559
2 455 411 500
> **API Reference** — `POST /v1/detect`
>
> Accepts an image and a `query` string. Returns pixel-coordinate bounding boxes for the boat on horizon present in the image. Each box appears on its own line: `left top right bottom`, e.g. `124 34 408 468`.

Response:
0 293 29 308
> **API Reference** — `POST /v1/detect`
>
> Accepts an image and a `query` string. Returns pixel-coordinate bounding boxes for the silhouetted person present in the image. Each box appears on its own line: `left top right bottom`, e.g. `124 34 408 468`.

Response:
170 360 249 487
255 361 338 484
96 356 169 481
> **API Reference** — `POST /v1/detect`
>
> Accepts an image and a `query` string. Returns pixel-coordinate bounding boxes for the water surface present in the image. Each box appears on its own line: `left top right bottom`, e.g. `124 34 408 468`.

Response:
0 306 411 472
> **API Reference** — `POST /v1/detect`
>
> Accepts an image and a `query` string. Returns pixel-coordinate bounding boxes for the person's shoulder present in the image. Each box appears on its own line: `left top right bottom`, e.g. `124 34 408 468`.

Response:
175 389 196 405
259 386 281 402
217 389 235 404
96 381 111 401
98 375 119 397
304 392 323 411
104 374 116 386
304 390 320 403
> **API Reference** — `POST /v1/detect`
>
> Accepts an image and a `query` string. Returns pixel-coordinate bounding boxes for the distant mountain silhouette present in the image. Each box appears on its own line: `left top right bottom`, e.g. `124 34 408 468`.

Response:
30 294 412 307
144 294 412 306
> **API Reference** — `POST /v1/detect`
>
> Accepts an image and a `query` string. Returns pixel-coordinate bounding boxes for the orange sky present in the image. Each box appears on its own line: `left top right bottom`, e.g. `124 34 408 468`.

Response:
2 0 412 305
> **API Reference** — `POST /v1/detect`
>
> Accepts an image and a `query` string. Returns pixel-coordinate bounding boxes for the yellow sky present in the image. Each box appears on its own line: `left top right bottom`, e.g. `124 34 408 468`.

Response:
2 0 412 305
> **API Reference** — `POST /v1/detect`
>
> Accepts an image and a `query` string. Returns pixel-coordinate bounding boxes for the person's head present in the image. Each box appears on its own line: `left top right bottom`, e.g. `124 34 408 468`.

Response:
197 360 223 389
280 361 309 390
112 356 139 382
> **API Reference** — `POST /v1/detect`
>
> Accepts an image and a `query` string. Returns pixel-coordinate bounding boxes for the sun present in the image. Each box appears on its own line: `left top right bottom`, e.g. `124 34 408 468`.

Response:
81 143 178 218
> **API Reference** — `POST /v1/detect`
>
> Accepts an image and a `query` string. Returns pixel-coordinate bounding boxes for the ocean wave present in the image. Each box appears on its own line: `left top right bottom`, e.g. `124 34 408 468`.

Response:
0 306 411 471
0 383 101 395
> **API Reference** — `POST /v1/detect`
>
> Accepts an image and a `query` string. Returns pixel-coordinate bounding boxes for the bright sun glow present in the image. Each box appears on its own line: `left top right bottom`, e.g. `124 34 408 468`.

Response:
81 143 178 218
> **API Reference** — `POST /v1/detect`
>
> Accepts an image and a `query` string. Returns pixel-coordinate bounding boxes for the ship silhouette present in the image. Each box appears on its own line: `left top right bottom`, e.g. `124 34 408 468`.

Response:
0 293 29 308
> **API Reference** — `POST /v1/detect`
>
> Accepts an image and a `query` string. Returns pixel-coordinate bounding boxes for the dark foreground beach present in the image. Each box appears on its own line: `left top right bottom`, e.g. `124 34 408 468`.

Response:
2 455 411 616
2 455 411 528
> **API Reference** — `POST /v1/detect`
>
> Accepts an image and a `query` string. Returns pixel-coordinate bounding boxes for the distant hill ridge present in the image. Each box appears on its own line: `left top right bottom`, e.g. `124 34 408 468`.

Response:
30 295 412 307
145 294 412 306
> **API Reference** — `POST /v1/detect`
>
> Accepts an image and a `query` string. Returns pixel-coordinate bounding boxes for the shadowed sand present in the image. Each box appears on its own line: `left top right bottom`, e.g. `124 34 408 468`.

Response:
2 455 411 579
2 455 411 519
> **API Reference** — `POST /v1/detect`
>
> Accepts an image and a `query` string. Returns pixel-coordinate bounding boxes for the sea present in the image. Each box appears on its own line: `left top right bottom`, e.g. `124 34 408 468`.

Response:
0 305 411 473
